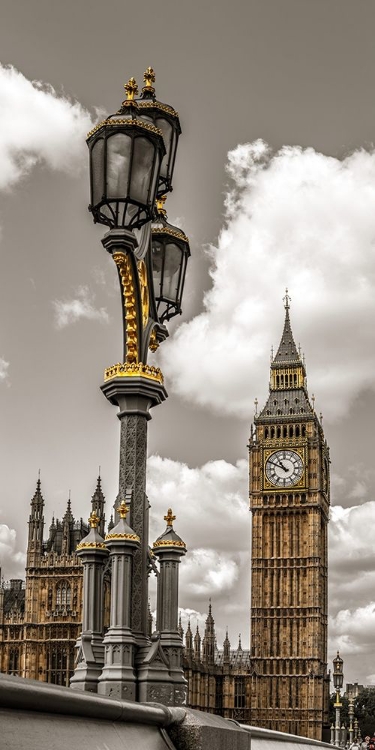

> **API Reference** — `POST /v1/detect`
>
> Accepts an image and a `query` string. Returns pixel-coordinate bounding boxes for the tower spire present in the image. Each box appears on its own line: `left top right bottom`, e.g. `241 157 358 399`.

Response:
27 474 45 562
273 289 300 365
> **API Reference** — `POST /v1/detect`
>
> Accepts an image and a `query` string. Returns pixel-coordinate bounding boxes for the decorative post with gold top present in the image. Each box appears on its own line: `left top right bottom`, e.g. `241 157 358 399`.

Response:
70 511 108 692
84 69 190 704
138 509 187 704
98 500 140 700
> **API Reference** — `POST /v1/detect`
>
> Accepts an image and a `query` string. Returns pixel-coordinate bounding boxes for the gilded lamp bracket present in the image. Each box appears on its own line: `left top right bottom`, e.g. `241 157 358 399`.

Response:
101 227 168 377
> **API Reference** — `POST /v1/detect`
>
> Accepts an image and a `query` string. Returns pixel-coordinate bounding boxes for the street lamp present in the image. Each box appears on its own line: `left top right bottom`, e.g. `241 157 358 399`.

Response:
151 195 190 322
72 69 190 706
333 651 344 747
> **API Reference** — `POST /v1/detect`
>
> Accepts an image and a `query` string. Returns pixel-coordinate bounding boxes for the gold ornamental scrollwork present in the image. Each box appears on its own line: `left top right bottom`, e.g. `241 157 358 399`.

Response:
137 260 149 329
87 118 164 141
113 252 138 365
153 540 186 549
149 329 159 352
105 532 140 542
76 542 107 551
104 362 164 384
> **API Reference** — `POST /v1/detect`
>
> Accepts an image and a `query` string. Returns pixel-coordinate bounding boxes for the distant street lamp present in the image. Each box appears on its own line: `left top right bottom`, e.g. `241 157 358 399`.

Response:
72 68 190 705
333 652 344 747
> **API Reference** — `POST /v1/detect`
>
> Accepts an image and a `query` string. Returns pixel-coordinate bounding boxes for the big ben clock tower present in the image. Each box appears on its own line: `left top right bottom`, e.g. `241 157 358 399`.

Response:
249 292 330 740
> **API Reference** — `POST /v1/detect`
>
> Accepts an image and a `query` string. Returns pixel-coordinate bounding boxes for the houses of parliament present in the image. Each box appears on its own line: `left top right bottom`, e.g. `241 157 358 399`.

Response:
0 300 331 740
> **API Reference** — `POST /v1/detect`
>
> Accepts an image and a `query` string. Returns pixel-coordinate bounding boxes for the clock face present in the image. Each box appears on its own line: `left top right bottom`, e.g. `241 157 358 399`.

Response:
265 450 304 487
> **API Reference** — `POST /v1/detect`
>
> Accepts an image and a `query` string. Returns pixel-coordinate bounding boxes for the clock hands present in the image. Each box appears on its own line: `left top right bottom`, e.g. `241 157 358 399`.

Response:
268 458 289 473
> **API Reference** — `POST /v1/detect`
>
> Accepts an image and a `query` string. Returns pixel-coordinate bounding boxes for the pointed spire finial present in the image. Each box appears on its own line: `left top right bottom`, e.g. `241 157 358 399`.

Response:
88 510 100 529
164 508 176 527
117 499 129 520
143 66 156 93
238 633 242 650
283 288 291 310
320 412 323 425
254 397 258 417
124 77 138 101
312 393 315 409
270 346 274 363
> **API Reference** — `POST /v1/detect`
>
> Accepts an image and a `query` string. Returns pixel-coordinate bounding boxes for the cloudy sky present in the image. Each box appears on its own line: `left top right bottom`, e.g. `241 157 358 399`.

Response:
1 0 375 686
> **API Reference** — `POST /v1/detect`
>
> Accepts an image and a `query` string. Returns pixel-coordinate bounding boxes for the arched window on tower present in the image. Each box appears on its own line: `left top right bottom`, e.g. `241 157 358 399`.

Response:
56 582 71 609
9 648 19 675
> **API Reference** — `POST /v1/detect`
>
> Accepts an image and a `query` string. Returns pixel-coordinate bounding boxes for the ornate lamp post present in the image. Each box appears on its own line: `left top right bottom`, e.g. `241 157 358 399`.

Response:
333 652 344 747
81 69 190 704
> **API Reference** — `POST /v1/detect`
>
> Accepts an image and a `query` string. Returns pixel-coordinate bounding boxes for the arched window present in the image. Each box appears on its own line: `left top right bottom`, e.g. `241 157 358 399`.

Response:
56 582 71 608
302 425 306 437
289 426 294 438
296 426 300 437
271 427 275 438
277 427 281 438
265 427 269 439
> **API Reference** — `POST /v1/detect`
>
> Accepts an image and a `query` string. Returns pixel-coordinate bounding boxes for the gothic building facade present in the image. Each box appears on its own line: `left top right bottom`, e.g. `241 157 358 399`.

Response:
248 296 330 739
0 476 109 685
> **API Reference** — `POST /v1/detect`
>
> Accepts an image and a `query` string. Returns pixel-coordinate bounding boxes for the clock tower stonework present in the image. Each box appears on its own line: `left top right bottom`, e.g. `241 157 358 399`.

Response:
249 295 330 740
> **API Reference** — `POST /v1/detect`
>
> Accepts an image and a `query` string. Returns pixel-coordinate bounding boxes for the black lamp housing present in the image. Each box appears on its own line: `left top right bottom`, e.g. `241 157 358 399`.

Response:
151 198 190 323
87 79 166 231
333 652 344 690
138 68 181 197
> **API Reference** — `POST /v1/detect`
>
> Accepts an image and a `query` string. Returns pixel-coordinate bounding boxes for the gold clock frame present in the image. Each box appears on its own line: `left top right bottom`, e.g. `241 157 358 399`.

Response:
262 447 306 490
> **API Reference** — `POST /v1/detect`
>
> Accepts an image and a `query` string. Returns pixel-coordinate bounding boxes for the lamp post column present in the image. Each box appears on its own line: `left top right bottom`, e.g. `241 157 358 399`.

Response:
100 229 167 649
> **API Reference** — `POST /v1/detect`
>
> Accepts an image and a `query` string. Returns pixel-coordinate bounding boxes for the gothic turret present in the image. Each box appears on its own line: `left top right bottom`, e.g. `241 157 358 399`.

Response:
27 475 45 564
185 619 193 660
223 627 231 665
202 600 216 666
90 475 106 538
194 625 201 661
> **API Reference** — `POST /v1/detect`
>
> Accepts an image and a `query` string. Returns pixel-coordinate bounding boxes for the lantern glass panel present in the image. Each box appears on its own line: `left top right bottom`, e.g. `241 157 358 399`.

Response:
91 138 104 205
163 242 183 302
151 240 163 298
156 117 173 179
130 137 155 203
106 133 132 198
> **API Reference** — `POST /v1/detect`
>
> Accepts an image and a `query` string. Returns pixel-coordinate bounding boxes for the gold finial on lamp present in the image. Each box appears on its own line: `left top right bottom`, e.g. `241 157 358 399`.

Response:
143 66 156 93
124 77 138 101
156 194 167 215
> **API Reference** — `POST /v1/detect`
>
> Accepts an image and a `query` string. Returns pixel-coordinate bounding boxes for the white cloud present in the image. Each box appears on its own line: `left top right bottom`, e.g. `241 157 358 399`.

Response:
53 285 109 328
0 357 9 383
0 63 96 190
147 455 249 634
159 140 375 423
0 524 26 579
147 455 248 554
